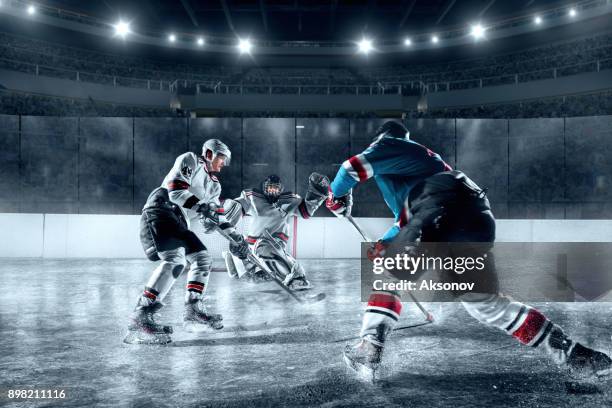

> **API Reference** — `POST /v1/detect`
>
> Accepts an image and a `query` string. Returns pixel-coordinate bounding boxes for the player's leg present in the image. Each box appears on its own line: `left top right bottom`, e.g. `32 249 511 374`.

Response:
453 210 611 379
343 290 402 376
125 211 187 344
461 292 611 379
183 232 223 331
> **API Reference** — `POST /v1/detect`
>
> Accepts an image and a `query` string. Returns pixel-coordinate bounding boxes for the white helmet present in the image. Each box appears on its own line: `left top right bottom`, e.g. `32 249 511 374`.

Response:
202 139 231 166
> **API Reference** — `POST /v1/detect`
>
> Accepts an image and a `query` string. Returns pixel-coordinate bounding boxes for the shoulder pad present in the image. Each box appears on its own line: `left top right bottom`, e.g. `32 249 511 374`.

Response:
246 189 265 198
279 192 299 200
177 152 198 163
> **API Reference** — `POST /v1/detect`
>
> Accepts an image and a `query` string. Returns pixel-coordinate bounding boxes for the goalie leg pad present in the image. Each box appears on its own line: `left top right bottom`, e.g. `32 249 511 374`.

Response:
253 238 308 288
223 250 248 279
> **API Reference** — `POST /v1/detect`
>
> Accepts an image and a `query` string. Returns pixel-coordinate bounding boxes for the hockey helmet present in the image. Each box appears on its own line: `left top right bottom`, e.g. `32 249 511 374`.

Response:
373 121 410 143
262 175 283 203
202 139 231 166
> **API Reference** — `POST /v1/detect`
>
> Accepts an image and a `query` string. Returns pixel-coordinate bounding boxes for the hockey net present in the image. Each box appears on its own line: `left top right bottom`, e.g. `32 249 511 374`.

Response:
194 215 299 261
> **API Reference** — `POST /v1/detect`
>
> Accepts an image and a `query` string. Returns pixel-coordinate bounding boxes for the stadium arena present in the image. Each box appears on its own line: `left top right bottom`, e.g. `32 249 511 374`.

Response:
1 1 612 407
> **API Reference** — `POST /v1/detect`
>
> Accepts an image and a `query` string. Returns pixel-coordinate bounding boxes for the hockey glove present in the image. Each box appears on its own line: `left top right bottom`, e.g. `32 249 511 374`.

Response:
196 202 224 233
229 235 250 260
326 188 353 217
367 240 388 261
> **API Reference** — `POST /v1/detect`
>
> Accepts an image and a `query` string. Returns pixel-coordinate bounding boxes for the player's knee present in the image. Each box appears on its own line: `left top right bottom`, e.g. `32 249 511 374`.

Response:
460 293 528 330
188 250 212 275
157 248 187 278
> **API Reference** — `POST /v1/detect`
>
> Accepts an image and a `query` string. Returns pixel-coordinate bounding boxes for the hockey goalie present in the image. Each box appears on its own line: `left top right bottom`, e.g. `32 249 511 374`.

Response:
222 173 329 290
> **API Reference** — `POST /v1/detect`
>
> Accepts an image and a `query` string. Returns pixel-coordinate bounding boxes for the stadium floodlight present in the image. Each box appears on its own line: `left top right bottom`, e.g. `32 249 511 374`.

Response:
431 35 439 44
27 5 36 15
404 38 412 46
238 38 252 54
113 20 130 39
197 37 205 46
358 38 373 54
168 33 176 43
569 8 577 17
470 24 485 40
534 15 542 25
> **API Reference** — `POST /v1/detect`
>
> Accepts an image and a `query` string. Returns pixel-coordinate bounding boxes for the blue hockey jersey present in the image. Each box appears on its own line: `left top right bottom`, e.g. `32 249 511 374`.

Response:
330 135 451 242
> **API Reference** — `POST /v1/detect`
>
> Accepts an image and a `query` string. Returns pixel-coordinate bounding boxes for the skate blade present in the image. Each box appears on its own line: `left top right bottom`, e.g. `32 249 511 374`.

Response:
123 331 172 345
290 284 313 291
183 322 224 333
343 354 377 383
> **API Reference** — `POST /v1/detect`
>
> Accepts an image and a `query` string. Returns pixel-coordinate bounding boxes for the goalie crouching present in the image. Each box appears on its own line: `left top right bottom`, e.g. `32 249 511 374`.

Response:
222 173 329 290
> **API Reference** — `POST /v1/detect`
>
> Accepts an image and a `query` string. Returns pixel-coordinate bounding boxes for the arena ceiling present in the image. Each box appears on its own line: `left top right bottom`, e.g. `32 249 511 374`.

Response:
1 0 610 66
45 0 569 42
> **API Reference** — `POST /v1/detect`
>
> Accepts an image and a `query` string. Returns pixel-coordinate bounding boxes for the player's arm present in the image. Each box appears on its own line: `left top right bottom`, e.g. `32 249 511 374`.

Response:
222 190 252 227
201 187 250 259
365 206 409 260
327 142 396 216
333 141 414 192
166 153 204 210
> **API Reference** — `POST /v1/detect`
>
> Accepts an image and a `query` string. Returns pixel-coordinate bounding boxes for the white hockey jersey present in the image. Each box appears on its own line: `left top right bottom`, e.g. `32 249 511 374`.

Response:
161 152 221 228
225 189 312 244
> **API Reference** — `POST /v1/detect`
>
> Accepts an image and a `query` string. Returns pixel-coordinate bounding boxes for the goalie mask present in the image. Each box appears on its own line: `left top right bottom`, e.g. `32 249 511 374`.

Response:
262 175 283 203
372 121 410 144
202 139 231 167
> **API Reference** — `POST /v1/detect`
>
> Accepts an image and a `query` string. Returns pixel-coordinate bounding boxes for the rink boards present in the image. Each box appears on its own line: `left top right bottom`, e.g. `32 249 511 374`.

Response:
1 213 612 258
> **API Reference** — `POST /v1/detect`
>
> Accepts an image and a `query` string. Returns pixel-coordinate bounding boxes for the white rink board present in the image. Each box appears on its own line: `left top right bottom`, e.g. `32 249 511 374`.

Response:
1 213 612 258
0 213 44 257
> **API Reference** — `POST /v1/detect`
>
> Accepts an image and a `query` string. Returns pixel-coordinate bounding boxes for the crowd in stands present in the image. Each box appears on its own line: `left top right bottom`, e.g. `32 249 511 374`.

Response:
0 32 236 89
1 88 609 119
1 30 611 95
362 32 612 91
0 90 180 117
406 91 612 118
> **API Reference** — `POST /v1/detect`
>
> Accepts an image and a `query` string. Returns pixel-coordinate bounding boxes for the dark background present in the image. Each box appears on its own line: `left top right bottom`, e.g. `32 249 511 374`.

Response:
1 114 611 218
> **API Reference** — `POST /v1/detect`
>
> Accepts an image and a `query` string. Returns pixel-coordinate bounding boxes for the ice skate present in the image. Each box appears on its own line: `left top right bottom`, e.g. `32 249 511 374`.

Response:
282 265 312 291
565 343 612 380
285 276 312 291
124 299 173 345
343 338 383 382
183 295 224 332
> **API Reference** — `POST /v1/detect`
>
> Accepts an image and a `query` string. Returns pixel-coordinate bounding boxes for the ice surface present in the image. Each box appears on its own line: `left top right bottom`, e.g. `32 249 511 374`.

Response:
0 259 610 407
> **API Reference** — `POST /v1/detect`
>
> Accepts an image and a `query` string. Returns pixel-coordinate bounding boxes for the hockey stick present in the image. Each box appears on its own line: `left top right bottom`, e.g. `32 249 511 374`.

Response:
332 320 434 343
214 223 325 304
344 214 434 322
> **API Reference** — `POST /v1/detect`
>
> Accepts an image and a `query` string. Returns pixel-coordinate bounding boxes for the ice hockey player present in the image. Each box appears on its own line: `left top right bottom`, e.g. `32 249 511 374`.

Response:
124 139 250 344
327 120 611 380
222 173 329 290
